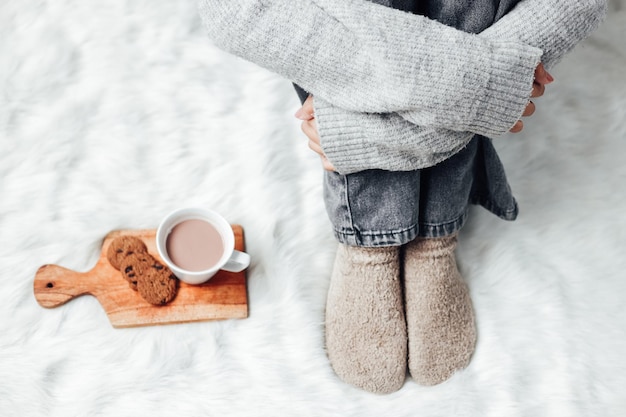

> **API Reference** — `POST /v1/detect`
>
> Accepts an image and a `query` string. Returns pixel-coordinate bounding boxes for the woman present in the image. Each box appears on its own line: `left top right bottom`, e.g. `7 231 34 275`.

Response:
199 0 607 393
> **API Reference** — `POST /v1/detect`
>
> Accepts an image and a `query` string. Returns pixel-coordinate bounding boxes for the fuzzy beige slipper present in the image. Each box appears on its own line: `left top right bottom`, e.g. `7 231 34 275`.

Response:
325 244 407 394
403 235 476 386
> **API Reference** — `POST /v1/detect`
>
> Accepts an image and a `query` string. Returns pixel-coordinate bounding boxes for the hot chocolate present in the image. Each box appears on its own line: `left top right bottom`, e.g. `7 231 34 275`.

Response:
165 219 224 272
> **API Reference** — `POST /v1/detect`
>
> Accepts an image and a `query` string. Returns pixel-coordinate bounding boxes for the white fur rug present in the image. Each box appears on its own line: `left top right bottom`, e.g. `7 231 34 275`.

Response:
1 1 625 415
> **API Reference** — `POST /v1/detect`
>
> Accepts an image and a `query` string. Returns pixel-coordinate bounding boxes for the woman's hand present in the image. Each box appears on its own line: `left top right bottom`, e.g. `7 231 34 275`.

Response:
510 63 554 133
295 95 336 171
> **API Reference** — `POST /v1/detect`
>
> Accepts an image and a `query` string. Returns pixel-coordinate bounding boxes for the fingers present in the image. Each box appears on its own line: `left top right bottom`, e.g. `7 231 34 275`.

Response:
509 120 524 133
509 100 533 133
306 133 335 171
295 95 315 120
531 81 545 98
522 100 535 117
300 115 336 171
301 118 319 144
510 63 554 133
534 63 554 86
320 158 336 171
531 63 553 98
307 138 335 171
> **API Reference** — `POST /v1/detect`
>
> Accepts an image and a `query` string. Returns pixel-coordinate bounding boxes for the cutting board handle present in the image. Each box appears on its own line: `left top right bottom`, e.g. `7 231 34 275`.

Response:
34 264 96 308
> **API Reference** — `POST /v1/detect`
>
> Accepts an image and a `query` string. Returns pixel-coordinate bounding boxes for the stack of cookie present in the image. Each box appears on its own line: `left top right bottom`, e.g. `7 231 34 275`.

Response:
107 236 179 305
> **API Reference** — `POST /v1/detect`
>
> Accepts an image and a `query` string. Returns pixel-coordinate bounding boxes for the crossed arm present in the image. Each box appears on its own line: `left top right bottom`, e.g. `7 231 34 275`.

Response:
298 63 551 171
200 0 544 135
199 0 607 173
295 0 606 172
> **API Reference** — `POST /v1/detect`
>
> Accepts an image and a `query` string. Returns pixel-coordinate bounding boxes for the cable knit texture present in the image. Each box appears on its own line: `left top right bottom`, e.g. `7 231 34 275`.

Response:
198 0 607 174
325 244 407 394
403 235 477 385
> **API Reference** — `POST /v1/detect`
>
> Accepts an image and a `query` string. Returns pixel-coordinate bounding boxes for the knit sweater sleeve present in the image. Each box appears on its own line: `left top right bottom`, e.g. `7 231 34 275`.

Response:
315 0 608 174
198 0 541 137
481 0 608 70
313 97 475 173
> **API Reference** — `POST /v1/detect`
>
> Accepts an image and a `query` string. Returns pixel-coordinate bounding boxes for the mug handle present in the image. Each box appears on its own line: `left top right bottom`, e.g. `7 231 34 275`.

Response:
222 250 251 273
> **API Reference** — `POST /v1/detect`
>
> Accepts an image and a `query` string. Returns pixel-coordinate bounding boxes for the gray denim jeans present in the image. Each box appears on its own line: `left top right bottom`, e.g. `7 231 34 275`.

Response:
295 0 522 247
323 135 518 246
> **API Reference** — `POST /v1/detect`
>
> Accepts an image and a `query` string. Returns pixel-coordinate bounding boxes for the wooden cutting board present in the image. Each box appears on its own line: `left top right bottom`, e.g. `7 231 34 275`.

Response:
33 226 248 328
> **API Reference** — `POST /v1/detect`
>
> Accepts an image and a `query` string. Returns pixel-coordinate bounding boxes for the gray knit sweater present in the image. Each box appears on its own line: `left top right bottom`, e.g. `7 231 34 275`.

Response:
198 0 607 174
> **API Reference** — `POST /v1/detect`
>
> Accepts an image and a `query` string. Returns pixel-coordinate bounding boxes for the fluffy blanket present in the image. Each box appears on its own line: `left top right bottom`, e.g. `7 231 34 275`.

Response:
1 1 625 415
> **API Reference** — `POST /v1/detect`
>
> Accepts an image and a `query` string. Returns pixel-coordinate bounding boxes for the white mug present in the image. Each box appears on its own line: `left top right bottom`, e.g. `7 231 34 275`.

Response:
156 207 250 285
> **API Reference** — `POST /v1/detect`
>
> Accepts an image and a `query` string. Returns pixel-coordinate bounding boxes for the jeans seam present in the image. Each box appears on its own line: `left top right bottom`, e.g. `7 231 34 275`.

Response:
332 225 419 247
342 174 357 245
418 210 468 238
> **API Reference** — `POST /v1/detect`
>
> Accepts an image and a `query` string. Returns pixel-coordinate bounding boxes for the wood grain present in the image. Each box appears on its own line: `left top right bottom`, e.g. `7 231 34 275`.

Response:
33 227 248 328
